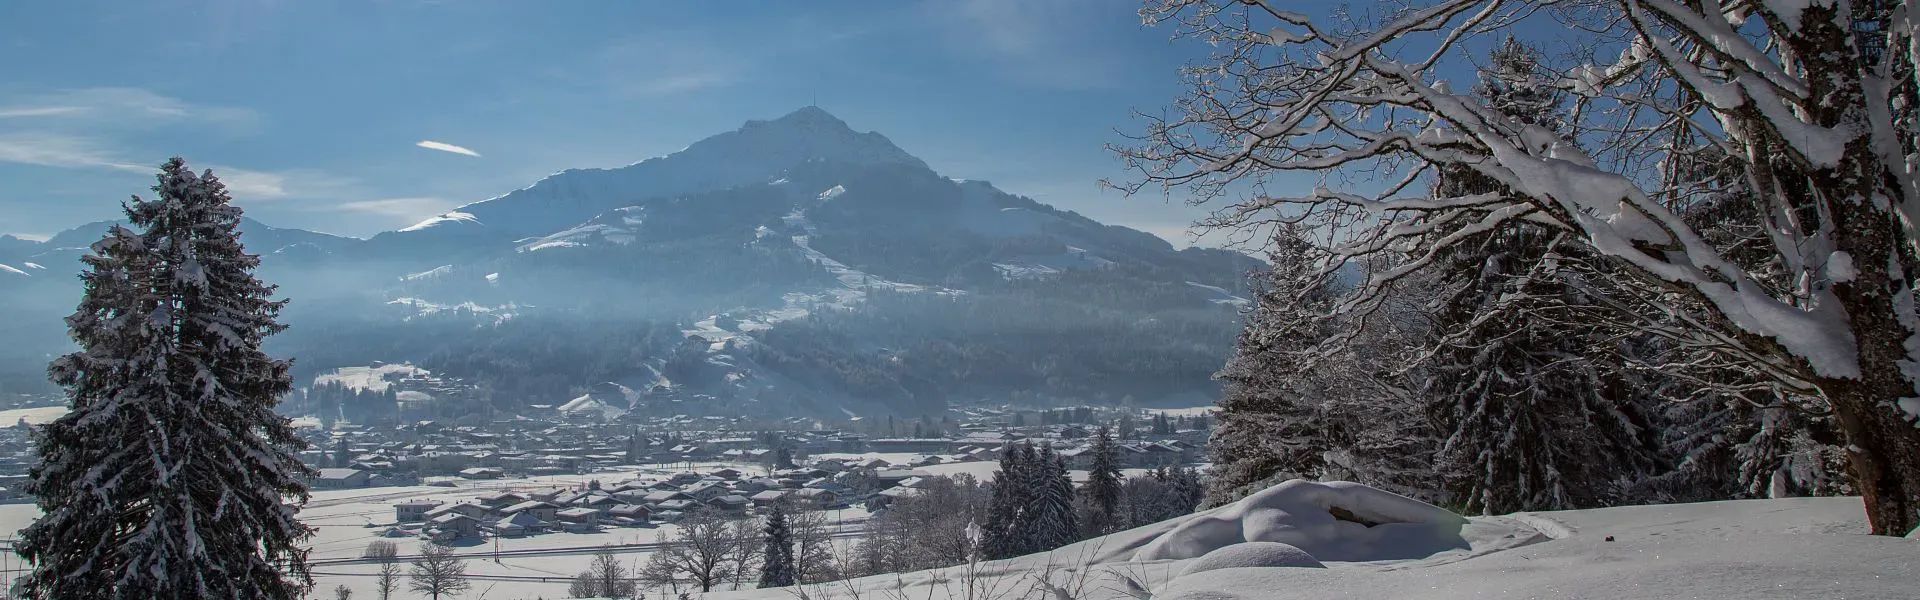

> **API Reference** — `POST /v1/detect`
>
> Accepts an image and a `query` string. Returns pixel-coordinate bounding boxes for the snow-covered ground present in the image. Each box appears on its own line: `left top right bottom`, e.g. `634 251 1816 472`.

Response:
312 363 431 392
0 474 1907 598
0 406 67 426
712 481 1918 600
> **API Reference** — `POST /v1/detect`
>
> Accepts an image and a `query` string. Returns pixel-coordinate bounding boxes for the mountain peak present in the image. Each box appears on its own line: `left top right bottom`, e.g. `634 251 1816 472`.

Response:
770 105 845 128
383 107 930 244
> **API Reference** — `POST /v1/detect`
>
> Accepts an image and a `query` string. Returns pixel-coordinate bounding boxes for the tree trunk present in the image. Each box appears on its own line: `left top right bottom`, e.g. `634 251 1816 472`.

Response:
1825 187 1920 537
1783 3 1920 537
1825 381 1920 536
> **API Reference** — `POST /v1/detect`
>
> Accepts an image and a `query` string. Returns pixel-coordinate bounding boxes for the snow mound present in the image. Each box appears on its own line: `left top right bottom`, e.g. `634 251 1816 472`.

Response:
1135 479 1468 562
1180 542 1324 576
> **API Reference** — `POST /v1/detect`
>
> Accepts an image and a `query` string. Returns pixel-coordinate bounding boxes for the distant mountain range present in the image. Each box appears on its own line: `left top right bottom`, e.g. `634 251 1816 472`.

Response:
0 107 1259 418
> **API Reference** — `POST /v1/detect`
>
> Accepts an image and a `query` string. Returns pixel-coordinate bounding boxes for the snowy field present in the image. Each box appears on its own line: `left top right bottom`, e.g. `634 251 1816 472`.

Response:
711 481 1919 600
312 363 430 392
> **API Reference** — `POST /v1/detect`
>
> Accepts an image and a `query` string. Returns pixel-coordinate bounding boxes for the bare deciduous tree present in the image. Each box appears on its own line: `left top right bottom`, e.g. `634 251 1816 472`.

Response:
641 509 740 593
408 542 470 600
374 557 401 600
786 505 840 584
1118 0 1920 535
571 547 637 599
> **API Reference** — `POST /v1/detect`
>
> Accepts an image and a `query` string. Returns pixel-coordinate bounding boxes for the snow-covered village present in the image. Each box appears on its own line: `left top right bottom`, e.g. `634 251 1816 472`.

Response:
0 0 1918 598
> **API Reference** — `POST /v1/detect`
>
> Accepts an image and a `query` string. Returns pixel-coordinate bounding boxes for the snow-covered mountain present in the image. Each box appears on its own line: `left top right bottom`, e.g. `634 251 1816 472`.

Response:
2 107 1258 417
363 106 929 258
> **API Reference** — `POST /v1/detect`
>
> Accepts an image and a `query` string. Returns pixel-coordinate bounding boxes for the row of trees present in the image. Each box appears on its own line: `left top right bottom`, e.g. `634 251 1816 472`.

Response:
1126 0 1919 535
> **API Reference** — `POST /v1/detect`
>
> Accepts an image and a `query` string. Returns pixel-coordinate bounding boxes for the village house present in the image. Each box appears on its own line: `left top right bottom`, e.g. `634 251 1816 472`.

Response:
426 513 479 541
458 467 505 479
425 502 494 521
312 468 371 490
491 511 545 537
501 500 561 523
393 499 442 523
791 487 841 508
556 507 600 532
706 494 751 513
605 504 652 525
750 489 792 507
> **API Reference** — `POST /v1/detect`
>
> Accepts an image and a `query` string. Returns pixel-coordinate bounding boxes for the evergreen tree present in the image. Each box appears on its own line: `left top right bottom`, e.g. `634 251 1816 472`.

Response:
758 504 796 588
981 443 1033 559
625 428 644 464
1206 225 1338 506
1081 426 1122 534
19 158 315 599
1029 446 1078 550
1421 39 1661 513
334 436 352 469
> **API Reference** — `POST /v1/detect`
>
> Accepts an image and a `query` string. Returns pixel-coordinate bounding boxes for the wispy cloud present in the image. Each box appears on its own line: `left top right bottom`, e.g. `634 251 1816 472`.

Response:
632 72 735 96
0 132 351 203
571 35 744 98
337 197 458 219
0 106 86 118
0 132 130 169
0 87 260 132
4 232 51 242
416 140 482 158
927 0 1130 90
205 165 290 199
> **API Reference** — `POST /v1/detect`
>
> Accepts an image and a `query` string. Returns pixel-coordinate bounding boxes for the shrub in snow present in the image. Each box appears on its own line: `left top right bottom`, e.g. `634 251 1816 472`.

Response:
1178 542 1325 576
1135 479 1468 563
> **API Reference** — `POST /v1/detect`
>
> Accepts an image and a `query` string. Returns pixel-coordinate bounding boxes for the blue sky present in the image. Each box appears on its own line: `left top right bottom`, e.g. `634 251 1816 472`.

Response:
0 0 1239 244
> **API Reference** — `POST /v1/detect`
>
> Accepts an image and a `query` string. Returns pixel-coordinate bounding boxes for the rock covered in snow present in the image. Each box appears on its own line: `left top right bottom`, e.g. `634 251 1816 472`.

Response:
1135 479 1469 562
1179 542 1324 576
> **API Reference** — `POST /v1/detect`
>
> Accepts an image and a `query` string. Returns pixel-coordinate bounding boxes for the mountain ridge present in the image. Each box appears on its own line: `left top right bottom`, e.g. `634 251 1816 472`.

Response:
2 107 1256 417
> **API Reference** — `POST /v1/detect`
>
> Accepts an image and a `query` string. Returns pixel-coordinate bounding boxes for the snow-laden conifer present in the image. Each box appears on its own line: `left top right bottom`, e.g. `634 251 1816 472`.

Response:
19 158 314 599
